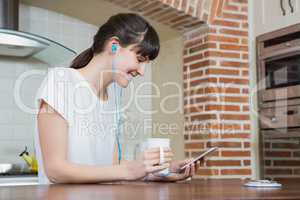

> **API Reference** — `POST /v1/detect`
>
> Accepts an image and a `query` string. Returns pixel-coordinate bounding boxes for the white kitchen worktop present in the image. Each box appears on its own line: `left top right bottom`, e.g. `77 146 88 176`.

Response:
0 176 38 186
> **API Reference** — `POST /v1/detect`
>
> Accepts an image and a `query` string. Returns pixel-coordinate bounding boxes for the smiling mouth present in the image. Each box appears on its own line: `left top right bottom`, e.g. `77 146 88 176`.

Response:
122 73 133 82
126 74 133 81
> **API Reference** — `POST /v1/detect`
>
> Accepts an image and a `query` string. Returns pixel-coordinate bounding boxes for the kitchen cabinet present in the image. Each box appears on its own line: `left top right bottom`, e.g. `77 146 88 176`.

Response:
256 23 300 180
254 0 300 35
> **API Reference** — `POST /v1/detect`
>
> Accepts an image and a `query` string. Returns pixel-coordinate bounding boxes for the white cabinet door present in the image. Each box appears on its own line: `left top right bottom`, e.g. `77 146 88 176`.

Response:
254 0 300 35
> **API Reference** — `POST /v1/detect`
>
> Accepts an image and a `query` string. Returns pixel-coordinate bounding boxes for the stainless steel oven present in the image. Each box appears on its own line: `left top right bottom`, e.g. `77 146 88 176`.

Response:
257 23 300 102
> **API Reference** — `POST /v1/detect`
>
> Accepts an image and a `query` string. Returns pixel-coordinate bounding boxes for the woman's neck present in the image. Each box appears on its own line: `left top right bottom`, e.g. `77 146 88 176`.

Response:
76 53 113 101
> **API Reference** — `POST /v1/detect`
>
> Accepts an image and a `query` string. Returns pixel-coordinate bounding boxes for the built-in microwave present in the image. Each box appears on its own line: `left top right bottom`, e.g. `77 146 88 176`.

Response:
257 23 300 102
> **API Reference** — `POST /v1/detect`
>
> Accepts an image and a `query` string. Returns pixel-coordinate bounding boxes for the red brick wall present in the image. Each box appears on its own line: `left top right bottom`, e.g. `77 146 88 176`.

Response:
264 138 300 180
183 0 252 178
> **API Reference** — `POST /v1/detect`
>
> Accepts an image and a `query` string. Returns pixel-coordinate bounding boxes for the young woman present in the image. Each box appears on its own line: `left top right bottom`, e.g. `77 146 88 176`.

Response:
36 13 198 184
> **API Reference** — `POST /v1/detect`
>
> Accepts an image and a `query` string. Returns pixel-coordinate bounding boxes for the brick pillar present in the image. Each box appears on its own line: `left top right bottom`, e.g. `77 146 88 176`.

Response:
183 0 252 178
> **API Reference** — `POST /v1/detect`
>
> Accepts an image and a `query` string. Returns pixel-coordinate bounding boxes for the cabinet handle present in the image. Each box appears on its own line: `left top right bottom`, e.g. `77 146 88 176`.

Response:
285 42 292 47
286 110 298 115
280 0 286 15
271 117 278 122
288 0 294 13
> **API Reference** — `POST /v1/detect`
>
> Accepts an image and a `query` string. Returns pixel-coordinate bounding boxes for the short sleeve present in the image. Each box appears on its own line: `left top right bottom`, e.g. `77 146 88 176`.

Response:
35 68 73 123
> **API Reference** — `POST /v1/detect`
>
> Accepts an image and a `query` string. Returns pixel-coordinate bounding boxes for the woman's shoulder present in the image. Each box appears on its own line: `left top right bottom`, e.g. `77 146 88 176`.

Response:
48 67 73 76
36 67 81 97
46 67 79 83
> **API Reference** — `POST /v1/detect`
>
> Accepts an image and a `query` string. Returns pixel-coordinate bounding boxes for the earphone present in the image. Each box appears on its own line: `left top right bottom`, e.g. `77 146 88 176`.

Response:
112 43 117 54
111 42 123 164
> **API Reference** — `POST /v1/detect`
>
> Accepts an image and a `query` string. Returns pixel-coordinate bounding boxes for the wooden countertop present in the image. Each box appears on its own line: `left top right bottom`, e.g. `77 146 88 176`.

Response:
1 179 300 200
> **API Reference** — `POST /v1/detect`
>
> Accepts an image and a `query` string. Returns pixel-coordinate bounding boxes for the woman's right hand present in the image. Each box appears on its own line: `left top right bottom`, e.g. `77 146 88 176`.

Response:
122 147 173 181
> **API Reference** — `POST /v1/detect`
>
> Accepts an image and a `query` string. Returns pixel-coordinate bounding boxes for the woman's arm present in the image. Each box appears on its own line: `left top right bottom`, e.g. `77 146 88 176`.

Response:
37 100 170 184
38 100 128 183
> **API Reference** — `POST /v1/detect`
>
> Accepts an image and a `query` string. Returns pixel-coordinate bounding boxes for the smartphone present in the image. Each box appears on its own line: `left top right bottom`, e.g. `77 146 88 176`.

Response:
180 147 218 171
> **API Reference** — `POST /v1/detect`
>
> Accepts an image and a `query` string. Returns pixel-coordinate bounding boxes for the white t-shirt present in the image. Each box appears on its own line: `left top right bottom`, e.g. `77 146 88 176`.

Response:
34 67 117 184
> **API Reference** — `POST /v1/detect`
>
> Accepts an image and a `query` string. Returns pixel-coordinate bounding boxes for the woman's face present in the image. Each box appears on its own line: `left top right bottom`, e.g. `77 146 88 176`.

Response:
112 44 149 88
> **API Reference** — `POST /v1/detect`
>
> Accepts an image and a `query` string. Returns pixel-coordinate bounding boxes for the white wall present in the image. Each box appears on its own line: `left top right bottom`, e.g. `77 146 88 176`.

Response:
0 4 98 163
152 37 185 160
0 57 44 163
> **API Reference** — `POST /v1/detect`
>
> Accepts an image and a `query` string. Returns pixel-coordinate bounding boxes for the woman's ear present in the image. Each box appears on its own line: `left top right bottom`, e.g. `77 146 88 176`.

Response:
108 37 120 54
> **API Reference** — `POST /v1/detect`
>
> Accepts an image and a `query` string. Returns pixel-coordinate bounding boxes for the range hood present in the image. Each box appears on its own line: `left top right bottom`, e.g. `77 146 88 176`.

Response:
0 0 76 65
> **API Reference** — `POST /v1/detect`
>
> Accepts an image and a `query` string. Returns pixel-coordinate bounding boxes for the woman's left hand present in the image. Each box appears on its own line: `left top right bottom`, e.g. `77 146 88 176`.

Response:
145 158 201 182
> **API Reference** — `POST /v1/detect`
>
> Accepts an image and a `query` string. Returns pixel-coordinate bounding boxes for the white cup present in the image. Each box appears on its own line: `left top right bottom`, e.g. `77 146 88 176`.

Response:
137 138 170 177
